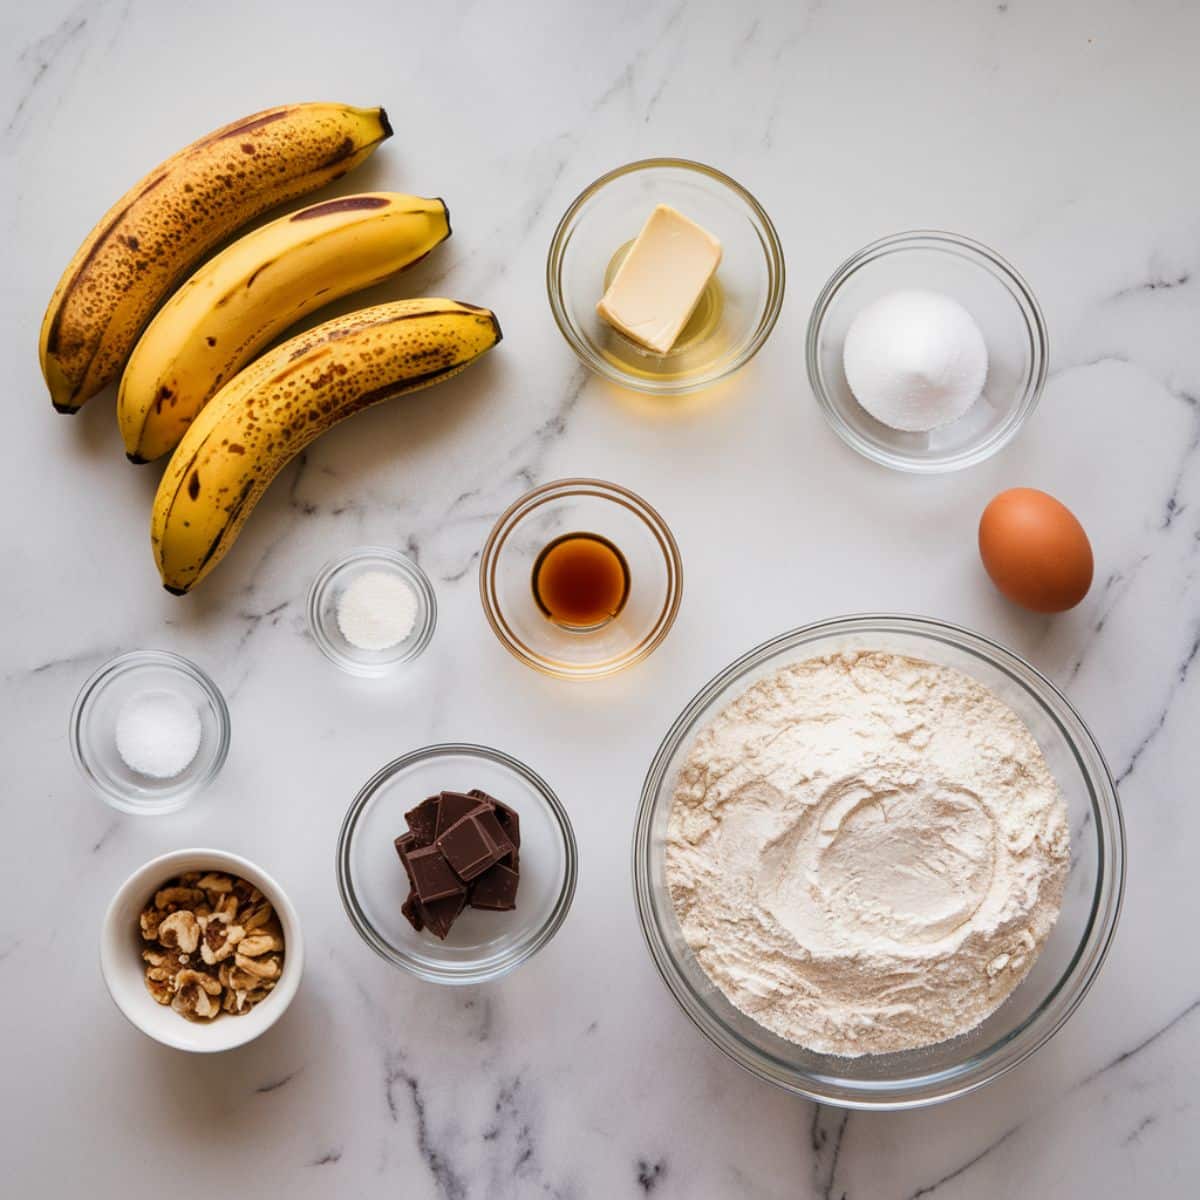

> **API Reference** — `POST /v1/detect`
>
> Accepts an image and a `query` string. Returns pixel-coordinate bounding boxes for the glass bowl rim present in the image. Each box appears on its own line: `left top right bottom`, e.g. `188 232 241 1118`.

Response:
336 741 578 984
69 648 231 814
306 545 438 676
632 612 1125 1109
546 156 787 395
804 229 1050 474
478 477 684 680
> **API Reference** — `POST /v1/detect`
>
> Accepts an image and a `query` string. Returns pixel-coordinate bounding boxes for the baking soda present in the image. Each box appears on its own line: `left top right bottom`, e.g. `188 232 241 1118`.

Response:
336 570 419 651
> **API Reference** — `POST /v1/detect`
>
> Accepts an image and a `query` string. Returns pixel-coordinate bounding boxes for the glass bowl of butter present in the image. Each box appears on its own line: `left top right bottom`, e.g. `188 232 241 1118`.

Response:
547 159 785 395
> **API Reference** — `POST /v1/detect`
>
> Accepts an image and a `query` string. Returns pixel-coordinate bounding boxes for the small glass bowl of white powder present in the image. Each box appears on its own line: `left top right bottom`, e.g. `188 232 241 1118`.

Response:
307 546 437 677
806 230 1048 473
70 650 230 814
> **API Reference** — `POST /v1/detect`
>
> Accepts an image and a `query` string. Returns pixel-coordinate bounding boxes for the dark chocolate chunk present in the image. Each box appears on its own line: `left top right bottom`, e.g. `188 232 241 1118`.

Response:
401 893 425 932
404 844 466 902
436 810 508 881
474 806 514 855
420 890 468 939
397 839 419 893
472 788 521 847
469 863 519 911
435 790 480 838
404 796 440 846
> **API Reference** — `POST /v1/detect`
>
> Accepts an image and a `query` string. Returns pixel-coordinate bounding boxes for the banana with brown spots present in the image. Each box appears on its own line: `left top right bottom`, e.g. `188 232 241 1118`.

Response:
151 299 502 594
118 192 450 463
39 102 391 413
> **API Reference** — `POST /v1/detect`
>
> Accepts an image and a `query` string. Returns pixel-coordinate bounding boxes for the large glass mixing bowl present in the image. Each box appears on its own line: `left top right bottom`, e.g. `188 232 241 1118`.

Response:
632 615 1124 1108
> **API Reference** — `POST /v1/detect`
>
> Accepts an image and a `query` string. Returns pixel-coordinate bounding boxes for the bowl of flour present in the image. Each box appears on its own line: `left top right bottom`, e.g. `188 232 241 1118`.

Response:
633 615 1124 1108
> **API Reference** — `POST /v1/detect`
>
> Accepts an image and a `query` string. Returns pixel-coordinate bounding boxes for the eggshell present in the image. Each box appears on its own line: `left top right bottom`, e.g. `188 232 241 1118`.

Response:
978 488 1094 613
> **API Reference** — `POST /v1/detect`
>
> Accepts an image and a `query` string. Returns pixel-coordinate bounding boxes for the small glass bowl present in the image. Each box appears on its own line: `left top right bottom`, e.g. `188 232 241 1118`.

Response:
307 546 437 676
336 743 577 984
479 479 683 680
70 650 230 814
547 158 785 394
633 615 1124 1109
806 231 1048 473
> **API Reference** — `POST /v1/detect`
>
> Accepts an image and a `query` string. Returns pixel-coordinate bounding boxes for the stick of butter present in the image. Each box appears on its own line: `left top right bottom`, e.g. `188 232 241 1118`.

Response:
596 204 722 354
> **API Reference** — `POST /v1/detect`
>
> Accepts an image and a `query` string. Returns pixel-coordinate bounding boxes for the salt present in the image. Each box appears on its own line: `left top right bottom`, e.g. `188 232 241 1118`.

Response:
842 289 988 432
115 690 203 779
336 570 419 651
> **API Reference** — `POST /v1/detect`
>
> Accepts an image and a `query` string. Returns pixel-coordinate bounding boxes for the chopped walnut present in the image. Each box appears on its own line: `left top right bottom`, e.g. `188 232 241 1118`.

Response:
239 900 274 932
157 910 200 955
172 970 222 1021
197 912 244 965
236 925 283 958
139 908 162 941
143 952 174 1005
155 886 205 910
138 870 285 1025
233 952 281 981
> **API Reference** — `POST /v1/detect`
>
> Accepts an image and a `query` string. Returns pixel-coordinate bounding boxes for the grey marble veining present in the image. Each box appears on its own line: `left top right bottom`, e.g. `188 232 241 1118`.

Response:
3 0 1199 1196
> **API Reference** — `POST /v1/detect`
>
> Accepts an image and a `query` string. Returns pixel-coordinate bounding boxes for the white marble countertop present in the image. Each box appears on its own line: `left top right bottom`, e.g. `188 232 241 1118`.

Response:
4 0 1198 1195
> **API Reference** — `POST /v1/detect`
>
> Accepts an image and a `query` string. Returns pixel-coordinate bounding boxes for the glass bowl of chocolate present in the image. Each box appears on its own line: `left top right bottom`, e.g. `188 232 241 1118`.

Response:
336 744 577 984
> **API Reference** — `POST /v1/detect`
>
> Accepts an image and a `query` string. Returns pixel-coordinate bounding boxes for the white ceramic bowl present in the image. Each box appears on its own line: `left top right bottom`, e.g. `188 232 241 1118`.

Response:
100 849 304 1052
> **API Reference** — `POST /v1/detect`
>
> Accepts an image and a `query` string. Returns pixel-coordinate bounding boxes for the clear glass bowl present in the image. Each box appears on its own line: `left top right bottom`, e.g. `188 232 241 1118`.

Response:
307 546 437 677
70 650 230 814
632 615 1125 1109
336 744 577 984
479 479 683 679
806 231 1048 473
547 158 785 394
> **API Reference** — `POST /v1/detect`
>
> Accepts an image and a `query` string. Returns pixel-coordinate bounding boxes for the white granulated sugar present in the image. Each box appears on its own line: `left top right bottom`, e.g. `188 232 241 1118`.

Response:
843 289 988 432
666 651 1069 1057
336 570 419 651
115 690 203 779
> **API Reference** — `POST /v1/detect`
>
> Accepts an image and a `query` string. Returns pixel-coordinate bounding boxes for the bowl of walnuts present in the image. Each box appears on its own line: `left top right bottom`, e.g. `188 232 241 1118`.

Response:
100 848 303 1052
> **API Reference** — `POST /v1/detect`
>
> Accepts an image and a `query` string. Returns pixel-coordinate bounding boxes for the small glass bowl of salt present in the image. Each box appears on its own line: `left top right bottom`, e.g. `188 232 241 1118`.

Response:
307 546 437 677
70 650 230 814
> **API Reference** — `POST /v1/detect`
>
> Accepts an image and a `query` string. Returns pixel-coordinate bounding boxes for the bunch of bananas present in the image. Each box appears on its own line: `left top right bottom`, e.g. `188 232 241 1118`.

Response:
39 102 501 594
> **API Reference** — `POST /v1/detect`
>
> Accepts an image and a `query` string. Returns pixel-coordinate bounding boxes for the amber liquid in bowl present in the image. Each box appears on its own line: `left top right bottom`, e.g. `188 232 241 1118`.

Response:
532 533 630 630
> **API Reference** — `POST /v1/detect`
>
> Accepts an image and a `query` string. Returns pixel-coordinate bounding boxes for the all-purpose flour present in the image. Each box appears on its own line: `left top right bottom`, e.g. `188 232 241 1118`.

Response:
666 651 1069 1057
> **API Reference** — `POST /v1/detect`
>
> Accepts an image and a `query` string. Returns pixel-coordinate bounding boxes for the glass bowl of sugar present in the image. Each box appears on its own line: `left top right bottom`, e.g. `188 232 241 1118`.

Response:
806 230 1048 473
307 546 437 677
70 650 230 814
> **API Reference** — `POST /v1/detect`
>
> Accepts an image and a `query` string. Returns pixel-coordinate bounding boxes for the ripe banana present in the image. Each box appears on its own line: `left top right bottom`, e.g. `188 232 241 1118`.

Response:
40 102 391 413
119 192 450 463
151 299 502 594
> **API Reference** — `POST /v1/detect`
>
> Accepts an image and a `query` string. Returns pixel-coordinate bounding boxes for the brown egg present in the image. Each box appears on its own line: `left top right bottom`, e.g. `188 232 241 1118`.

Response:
978 488 1094 613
